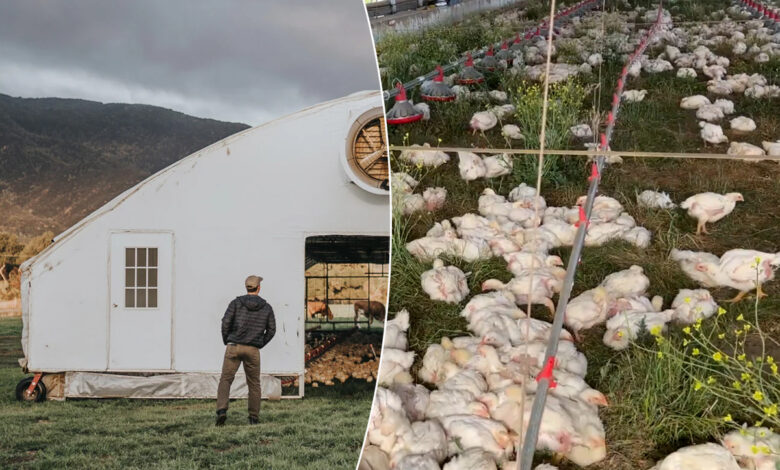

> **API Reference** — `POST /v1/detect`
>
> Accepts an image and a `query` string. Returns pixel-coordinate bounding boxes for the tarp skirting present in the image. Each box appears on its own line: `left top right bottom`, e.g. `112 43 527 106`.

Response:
64 371 284 399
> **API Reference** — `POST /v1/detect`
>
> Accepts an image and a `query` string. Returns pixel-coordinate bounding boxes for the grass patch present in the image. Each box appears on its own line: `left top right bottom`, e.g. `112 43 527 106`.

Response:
0 318 374 469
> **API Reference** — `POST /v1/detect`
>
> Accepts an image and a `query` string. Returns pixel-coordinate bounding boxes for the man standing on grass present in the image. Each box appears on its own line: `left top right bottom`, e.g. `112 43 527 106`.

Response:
216 275 276 426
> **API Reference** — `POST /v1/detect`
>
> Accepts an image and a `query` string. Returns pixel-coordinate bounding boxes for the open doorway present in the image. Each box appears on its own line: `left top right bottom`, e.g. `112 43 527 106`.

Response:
304 235 389 332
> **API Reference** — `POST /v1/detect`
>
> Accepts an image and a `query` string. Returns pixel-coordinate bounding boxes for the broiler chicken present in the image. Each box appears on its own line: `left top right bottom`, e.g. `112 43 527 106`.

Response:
711 249 780 302
671 289 719 324
603 309 675 350
421 259 470 304
670 248 721 287
680 192 744 235
564 286 611 339
650 443 741 470
399 143 450 168
600 265 650 298
422 187 447 212
458 152 487 181
437 414 514 461
442 448 498 470
385 309 410 350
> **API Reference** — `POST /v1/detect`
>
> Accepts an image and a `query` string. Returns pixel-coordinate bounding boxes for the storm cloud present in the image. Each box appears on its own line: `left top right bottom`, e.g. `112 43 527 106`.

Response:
0 0 381 125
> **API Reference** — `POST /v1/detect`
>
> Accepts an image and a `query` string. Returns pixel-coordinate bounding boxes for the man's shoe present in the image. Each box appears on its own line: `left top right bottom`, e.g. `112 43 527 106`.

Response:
215 410 227 427
248 416 259 425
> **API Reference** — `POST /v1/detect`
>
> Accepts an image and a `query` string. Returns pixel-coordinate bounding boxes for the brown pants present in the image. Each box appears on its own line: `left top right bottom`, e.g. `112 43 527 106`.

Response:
216 344 261 418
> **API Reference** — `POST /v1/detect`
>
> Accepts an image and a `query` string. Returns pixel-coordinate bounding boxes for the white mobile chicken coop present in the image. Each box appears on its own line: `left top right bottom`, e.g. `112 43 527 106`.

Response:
17 90 390 401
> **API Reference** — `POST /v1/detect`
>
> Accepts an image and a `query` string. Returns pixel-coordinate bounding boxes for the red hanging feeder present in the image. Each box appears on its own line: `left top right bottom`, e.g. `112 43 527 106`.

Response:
457 53 485 85
421 65 456 102
479 45 499 71
495 40 514 65
510 33 524 51
386 83 424 125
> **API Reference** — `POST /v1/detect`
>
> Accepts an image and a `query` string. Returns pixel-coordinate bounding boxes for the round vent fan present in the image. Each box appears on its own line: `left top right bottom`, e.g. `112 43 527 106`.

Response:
344 107 389 194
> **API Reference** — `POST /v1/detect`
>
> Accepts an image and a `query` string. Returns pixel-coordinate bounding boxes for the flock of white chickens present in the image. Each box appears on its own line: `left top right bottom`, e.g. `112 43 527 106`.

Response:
370 0 780 468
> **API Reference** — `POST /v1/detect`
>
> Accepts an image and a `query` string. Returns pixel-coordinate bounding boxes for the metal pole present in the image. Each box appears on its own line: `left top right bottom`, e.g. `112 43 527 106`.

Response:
518 2 664 467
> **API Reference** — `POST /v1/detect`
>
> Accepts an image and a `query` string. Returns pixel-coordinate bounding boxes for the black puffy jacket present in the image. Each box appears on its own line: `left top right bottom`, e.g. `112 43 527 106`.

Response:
221 295 276 349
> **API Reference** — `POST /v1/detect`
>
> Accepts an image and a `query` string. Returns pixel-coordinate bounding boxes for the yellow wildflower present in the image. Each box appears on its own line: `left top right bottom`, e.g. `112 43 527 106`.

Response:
723 414 733 422
692 348 701 356
753 390 764 401
763 403 777 417
683 339 690 346
737 314 745 321
707 376 716 385
767 356 775 365
683 326 692 335
693 380 703 391
650 325 662 336
741 372 751 382
759 446 771 455
733 381 742 390
684 297 691 303
751 445 759 455
718 333 726 339
657 351 664 359
771 364 778 376
738 354 747 362
744 324 751 332
717 307 726 316
712 352 724 362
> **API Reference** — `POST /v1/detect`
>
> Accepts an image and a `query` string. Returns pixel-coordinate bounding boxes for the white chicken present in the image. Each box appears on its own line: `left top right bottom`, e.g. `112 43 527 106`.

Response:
398 143 450 168
421 259 469 304
394 454 438 470
622 89 647 102
637 189 676 209
502 124 524 141
422 187 447 212
482 277 556 314
392 420 449 466
727 142 766 159
700 122 729 144
671 289 719 324
483 153 513 178
418 344 449 385
680 192 744 235
762 140 780 157
603 309 675 350
650 443 741 470
564 286 611 339
670 248 721 288
730 116 757 133
570 123 594 139
681 95 711 109
600 265 650 298
359 445 390 470
426 389 491 419
437 414 514 461
389 382 430 422
385 309 410 350
696 104 725 122
710 249 780 302
471 111 499 132
378 348 415 386
722 426 780 470
442 448 498 470
458 152 487 181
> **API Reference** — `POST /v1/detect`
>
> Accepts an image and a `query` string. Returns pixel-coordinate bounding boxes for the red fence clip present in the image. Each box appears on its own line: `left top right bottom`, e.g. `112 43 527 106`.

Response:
612 93 619 107
617 78 624 90
536 357 557 389
588 162 600 182
600 133 608 150
575 205 589 228
607 111 615 125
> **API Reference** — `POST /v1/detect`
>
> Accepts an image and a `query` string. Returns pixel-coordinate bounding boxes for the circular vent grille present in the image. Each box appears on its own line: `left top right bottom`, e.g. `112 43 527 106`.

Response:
345 107 388 194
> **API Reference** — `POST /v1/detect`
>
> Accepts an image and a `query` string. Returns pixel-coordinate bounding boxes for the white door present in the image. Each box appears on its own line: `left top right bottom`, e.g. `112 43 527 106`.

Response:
109 232 173 370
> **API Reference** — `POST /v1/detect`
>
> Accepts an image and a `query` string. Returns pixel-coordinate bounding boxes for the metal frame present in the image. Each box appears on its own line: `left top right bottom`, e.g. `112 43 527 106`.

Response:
305 262 389 331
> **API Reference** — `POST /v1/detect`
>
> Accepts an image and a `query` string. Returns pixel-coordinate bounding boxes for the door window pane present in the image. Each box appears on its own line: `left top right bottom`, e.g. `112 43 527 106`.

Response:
137 248 147 267
137 269 147 288
148 289 158 308
125 248 135 267
125 268 135 287
125 288 135 308
136 289 147 308
148 268 158 288
148 248 158 267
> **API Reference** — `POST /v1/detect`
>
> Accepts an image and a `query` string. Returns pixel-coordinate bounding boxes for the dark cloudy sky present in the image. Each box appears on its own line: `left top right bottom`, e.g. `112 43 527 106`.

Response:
0 0 381 125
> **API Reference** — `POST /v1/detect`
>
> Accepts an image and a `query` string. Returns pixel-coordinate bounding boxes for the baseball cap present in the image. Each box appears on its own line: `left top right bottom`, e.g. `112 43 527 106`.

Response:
245 275 263 289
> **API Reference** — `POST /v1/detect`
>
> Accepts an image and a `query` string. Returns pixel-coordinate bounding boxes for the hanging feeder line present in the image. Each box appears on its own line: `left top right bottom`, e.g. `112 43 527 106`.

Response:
737 0 780 23
517 2 666 468
387 146 780 162
381 0 600 102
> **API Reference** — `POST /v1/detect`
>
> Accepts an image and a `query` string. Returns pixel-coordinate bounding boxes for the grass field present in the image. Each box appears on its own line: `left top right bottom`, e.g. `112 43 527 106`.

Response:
381 1 780 468
0 317 373 469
